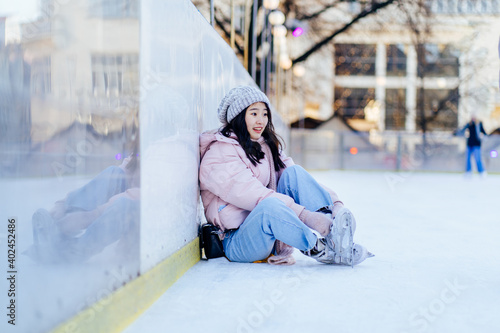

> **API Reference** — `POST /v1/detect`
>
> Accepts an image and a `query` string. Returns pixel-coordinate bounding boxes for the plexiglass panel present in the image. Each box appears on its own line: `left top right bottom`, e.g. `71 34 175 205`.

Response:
1 1 140 332
139 0 272 272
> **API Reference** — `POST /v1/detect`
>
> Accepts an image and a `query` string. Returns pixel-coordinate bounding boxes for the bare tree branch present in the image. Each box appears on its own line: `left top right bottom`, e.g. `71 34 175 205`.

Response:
212 6 244 56
296 2 337 21
292 0 398 65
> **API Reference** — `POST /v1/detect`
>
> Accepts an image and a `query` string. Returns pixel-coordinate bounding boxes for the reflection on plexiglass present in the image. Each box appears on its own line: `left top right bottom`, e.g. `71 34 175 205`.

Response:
1 1 140 332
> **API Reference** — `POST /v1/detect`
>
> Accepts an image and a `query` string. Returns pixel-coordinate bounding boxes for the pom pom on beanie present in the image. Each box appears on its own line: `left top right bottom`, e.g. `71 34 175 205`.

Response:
217 86 271 124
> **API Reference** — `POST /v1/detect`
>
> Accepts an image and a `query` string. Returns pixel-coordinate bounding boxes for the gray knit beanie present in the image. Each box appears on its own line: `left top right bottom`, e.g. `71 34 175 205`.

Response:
217 86 271 125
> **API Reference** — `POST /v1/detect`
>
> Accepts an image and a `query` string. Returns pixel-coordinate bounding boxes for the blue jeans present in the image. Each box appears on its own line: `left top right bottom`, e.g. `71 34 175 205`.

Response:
60 166 139 261
466 146 484 173
66 197 140 261
65 166 129 211
222 165 333 263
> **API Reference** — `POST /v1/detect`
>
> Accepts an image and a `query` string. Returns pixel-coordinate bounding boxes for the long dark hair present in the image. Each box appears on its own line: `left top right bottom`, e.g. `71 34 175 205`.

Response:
221 105 286 171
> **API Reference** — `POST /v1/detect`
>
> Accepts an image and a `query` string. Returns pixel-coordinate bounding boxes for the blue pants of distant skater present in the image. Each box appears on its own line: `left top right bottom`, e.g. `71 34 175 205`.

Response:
466 146 484 173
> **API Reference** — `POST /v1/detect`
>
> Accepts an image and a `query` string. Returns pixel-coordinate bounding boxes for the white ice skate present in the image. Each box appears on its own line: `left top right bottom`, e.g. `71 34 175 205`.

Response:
301 237 338 264
302 237 374 266
326 207 355 266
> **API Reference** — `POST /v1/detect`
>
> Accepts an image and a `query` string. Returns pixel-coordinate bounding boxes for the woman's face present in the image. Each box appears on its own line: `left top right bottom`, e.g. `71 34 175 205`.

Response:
245 102 269 140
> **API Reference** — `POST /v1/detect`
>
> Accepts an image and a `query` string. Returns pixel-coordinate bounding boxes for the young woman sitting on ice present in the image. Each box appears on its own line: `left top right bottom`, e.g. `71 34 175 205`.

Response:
199 86 373 266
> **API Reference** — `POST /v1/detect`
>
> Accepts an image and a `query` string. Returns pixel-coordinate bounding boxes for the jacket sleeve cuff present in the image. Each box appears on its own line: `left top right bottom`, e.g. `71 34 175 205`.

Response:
289 202 305 217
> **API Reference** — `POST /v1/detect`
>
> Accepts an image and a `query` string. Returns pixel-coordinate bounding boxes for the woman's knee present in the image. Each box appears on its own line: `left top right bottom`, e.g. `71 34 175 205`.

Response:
281 165 305 178
279 165 301 186
278 165 309 191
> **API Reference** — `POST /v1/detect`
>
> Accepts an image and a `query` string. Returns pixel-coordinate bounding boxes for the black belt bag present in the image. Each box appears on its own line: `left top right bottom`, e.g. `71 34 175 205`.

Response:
199 223 225 259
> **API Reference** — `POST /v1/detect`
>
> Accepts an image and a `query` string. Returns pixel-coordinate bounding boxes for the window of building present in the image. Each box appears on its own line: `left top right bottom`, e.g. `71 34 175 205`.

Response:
385 89 407 130
31 56 51 95
416 88 459 131
481 0 491 11
431 0 447 13
334 87 375 119
386 44 407 77
422 44 459 77
88 0 139 18
334 44 376 76
430 0 499 14
91 54 139 98
494 0 500 12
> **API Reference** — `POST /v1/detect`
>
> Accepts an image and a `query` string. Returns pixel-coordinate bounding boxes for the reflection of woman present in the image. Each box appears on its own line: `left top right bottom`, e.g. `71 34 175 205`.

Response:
28 154 140 264
199 86 373 266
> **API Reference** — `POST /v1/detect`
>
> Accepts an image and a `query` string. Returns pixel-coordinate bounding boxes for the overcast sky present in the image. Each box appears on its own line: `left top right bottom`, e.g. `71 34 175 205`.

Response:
0 0 39 20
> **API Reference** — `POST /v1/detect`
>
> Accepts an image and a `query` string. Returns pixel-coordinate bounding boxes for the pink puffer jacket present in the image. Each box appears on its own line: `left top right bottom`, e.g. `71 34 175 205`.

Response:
199 130 300 232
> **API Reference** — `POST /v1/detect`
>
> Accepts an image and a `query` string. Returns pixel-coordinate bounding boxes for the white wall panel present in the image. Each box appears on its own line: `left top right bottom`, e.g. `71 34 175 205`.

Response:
139 0 269 272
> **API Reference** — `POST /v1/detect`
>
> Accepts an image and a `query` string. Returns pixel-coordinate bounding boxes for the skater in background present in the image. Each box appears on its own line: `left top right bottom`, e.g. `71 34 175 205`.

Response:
454 115 488 177
199 86 373 266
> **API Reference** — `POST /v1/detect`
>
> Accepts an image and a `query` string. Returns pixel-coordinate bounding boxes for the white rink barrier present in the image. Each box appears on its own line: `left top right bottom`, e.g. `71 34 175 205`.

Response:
0 1 286 333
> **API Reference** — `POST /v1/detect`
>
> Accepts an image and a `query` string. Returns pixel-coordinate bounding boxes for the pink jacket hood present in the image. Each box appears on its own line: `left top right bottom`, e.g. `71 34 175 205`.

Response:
199 129 236 160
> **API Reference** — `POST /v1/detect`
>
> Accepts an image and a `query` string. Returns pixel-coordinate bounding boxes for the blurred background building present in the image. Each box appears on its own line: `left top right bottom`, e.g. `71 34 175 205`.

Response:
192 0 500 171
1 0 139 178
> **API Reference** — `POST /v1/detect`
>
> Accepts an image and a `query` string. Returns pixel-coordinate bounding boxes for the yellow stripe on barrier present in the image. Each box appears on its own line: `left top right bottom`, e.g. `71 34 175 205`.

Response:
51 238 200 333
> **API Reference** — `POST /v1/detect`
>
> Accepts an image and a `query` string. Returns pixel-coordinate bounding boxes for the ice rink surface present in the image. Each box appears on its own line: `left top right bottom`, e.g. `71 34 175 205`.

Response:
124 170 500 333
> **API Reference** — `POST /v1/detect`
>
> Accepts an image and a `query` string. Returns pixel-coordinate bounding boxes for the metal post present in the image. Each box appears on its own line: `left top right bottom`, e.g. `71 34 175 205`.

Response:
276 39 281 112
244 0 252 71
251 0 258 81
210 0 214 27
265 19 272 94
300 129 305 167
339 132 345 170
230 0 235 50
260 9 268 91
288 67 292 123
396 133 402 171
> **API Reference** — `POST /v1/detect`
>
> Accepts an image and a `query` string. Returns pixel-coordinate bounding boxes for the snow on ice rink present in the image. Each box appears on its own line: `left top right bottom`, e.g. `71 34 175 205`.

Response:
124 170 500 333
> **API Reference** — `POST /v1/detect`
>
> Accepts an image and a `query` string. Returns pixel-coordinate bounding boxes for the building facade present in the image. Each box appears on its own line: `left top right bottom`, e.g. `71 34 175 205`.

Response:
309 0 500 134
